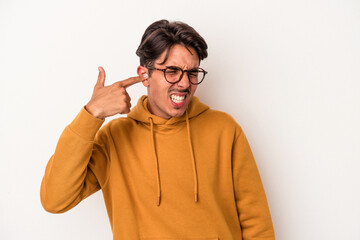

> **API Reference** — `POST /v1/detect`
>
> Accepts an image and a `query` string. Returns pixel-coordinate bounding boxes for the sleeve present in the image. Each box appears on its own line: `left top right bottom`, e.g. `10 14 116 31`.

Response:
232 126 276 239
40 106 110 214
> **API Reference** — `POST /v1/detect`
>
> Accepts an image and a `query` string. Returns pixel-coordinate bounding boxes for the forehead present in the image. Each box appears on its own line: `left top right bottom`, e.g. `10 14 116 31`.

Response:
156 44 199 68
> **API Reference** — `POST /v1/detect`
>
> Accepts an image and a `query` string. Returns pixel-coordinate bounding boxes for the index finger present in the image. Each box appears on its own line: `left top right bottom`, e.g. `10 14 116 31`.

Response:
119 76 143 88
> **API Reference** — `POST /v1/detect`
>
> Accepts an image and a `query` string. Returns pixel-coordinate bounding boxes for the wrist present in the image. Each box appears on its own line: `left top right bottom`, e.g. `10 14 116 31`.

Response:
85 104 105 120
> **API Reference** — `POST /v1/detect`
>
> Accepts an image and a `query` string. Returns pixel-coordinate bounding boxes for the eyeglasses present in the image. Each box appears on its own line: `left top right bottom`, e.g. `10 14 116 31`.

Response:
147 66 208 85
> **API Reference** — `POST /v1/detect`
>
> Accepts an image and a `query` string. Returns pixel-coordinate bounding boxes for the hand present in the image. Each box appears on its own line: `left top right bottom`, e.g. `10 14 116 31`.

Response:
85 66 145 120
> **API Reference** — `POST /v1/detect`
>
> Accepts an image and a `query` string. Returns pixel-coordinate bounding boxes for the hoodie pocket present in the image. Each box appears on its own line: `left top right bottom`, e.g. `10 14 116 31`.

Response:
140 238 219 240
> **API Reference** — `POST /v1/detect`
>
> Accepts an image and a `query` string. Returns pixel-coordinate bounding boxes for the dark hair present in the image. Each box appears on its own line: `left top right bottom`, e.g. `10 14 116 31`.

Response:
136 19 208 75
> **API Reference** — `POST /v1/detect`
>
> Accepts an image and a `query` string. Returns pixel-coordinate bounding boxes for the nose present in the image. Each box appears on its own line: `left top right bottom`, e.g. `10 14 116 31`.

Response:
177 72 191 89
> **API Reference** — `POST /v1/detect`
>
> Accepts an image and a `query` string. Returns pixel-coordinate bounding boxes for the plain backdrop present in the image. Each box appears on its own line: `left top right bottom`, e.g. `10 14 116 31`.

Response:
1 0 359 239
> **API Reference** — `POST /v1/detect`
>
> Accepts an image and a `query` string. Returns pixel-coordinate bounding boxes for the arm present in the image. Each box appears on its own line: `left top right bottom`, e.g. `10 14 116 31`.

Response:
40 106 109 213
232 126 275 239
40 66 142 213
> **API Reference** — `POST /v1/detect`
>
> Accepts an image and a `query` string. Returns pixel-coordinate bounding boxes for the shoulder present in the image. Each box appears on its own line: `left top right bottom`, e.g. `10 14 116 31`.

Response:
200 108 240 126
194 108 244 136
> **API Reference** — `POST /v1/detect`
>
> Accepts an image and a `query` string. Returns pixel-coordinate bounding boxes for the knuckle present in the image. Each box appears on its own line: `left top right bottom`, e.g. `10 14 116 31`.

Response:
119 87 126 93
121 95 127 102
122 108 130 114
115 82 123 89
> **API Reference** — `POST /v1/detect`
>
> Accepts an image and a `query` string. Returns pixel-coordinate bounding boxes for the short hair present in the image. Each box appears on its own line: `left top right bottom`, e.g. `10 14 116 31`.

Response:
136 19 208 75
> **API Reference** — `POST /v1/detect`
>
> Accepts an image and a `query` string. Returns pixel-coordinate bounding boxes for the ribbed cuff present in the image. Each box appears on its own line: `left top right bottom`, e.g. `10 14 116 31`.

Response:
69 106 105 141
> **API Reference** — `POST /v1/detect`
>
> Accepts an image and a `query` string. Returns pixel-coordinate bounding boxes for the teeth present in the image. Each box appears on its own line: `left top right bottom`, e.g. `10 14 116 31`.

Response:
170 94 185 103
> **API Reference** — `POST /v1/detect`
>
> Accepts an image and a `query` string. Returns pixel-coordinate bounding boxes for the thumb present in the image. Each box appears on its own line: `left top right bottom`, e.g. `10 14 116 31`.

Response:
96 66 106 88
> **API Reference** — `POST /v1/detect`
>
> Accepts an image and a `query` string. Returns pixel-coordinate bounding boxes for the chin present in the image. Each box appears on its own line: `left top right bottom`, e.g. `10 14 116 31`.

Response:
169 109 186 118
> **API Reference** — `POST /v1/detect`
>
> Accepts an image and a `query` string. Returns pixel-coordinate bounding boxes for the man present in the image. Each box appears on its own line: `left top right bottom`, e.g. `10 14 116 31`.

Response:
41 19 275 240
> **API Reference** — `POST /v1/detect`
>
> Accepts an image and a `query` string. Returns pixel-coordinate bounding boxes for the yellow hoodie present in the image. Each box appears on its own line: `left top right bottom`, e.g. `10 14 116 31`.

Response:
40 95 275 240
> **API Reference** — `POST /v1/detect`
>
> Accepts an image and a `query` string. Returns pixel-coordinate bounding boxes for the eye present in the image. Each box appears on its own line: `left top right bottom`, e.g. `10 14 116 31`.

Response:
166 67 181 75
188 70 199 77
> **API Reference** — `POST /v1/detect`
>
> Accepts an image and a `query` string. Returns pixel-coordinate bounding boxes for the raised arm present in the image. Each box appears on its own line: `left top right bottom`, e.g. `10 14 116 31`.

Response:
40 66 145 213
40 106 108 213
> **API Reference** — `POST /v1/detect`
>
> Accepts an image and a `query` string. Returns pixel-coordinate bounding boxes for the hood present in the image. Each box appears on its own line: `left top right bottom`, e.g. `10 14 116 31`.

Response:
127 95 210 206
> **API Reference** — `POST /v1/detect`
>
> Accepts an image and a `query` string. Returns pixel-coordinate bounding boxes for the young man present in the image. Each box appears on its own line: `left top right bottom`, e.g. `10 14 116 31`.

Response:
41 19 275 240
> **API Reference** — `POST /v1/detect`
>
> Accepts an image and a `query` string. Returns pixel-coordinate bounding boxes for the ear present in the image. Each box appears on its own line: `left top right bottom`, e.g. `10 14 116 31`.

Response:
137 65 150 87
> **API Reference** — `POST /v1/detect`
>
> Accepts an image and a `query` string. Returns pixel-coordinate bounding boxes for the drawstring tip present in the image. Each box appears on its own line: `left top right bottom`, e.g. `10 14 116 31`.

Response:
195 193 198 202
157 197 161 206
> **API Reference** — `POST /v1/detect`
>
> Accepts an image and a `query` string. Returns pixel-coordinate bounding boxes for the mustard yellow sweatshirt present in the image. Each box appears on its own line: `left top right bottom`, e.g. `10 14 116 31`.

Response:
40 95 275 240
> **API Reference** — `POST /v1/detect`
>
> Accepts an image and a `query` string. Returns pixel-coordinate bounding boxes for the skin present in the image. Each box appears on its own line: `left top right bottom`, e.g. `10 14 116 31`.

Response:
137 44 199 119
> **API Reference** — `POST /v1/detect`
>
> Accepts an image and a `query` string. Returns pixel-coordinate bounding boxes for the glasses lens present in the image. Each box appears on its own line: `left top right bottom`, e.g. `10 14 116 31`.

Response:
164 67 206 84
165 68 182 83
188 69 205 84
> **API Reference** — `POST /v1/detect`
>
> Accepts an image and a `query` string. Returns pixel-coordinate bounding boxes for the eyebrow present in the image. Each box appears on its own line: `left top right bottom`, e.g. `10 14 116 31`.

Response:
165 65 199 70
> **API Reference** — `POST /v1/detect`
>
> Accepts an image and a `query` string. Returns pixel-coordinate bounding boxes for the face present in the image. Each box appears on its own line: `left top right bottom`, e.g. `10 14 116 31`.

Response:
138 44 199 119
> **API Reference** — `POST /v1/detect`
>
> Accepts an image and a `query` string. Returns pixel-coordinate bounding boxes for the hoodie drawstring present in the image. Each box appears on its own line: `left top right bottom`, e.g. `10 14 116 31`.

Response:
186 110 199 203
149 117 161 206
148 111 199 206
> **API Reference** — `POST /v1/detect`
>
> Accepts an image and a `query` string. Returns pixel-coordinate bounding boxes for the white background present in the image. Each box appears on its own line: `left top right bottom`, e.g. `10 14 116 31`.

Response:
1 0 359 239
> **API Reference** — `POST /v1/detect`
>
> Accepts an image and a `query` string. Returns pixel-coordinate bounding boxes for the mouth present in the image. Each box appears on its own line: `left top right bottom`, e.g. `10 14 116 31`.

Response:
169 92 188 107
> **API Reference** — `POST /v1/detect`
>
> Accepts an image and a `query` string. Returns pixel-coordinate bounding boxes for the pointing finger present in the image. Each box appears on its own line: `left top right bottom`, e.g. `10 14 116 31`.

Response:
119 76 144 88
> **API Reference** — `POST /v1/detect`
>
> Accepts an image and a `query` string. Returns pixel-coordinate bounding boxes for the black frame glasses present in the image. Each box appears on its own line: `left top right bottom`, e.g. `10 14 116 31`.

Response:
147 66 208 85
